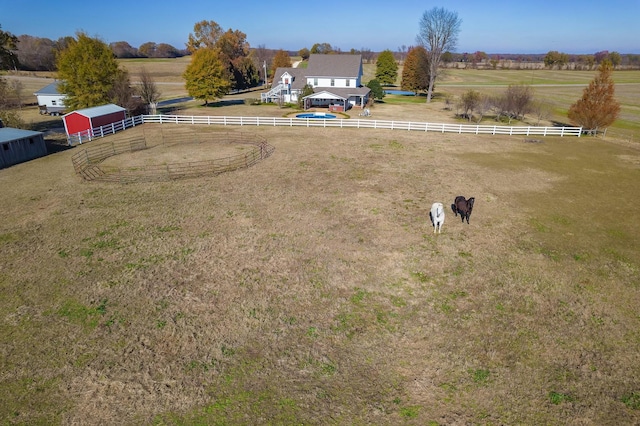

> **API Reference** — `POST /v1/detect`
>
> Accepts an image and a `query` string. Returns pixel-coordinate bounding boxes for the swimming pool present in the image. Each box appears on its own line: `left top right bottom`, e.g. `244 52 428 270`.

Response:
295 113 337 119
384 90 416 96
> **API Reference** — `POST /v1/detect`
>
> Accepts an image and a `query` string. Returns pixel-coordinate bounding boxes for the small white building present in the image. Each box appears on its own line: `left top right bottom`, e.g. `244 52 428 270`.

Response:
34 81 67 116
262 54 370 111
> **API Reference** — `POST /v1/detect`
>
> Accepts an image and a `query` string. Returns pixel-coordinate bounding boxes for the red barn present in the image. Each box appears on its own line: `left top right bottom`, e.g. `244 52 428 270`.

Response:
63 104 126 137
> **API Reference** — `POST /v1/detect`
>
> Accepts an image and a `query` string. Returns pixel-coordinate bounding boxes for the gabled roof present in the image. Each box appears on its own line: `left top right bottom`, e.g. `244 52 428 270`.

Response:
303 87 371 101
34 81 64 96
63 104 126 118
272 67 308 90
0 127 44 144
305 54 362 78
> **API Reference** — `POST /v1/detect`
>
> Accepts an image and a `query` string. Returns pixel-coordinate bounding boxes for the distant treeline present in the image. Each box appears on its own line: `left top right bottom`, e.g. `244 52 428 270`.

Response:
10 35 190 71
9 34 640 72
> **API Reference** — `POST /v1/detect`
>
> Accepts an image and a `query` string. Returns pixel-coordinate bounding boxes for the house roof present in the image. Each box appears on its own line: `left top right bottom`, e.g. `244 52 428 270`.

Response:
0 127 44 144
306 54 362 78
63 104 126 119
271 54 365 91
272 67 308 90
303 87 371 101
34 81 64 96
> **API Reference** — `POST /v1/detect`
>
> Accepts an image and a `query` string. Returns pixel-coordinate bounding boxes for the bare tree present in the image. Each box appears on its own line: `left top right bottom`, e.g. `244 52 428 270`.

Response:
416 7 462 102
474 93 493 123
530 100 551 125
9 80 24 109
138 67 160 114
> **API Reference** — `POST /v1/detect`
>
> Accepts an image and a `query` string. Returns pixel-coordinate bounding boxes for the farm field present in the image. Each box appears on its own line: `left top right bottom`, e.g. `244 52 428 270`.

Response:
4 57 640 141
1 58 640 424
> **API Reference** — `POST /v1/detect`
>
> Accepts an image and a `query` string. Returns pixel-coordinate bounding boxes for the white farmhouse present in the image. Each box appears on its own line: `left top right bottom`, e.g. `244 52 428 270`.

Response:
34 81 67 116
262 54 370 111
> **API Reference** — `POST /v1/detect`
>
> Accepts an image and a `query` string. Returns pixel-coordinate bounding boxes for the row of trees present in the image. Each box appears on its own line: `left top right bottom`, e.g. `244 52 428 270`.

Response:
3 32 186 71
455 85 543 124
544 50 623 69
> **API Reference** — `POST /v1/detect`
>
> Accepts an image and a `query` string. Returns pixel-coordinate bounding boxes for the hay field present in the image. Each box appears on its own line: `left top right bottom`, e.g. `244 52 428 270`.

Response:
1 120 640 424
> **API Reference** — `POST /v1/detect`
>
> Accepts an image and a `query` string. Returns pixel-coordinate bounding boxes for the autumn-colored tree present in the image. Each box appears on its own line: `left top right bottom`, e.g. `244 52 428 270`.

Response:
298 48 310 61
271 49 292 76
183 48 230 105
608 51 621 68
401 46 429 94
0 25 18 70
544 50 569 69
155 43 181 58
138 42 157 58
568 60 620 135
216 29 258 91
16 35 56 70
186 20 223 53
375 50 398 86
417 7 462 102
310 43 333 54
56 32 124 110
110 41 139 58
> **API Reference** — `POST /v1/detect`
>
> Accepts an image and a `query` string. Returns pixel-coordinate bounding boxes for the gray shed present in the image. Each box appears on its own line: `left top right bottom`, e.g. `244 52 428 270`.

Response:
0 127 47 169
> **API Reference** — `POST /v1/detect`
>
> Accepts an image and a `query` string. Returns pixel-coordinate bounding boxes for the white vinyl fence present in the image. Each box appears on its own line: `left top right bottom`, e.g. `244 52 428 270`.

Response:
67 114 582 146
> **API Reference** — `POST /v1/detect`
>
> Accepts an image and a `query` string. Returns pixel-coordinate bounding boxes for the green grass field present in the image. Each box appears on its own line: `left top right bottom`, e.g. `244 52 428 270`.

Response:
1 60 640 424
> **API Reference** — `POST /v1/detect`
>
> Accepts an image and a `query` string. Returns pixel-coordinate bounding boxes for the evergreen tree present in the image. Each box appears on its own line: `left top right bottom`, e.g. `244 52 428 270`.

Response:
568 60 620 135
297 84 314 108
366 79 385 101
56 32 123 110
183 48 230 106
375 50 398 86
401 46 429 95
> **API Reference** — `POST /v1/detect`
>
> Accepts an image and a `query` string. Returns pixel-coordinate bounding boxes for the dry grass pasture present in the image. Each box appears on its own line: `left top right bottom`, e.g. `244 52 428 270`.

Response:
2 58 640 424
2 119 640 424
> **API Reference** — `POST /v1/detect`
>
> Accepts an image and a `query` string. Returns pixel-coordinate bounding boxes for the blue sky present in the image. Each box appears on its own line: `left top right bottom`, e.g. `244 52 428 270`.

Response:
2 0 639 54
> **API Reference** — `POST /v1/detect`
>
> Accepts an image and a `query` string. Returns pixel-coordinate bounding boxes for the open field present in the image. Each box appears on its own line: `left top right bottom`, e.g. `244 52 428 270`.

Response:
2 58 640 424
2 119 640 423
4 57 639 142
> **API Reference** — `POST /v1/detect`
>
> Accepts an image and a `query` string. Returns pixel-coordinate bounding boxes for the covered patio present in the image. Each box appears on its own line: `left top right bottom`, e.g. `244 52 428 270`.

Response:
302 88 370 111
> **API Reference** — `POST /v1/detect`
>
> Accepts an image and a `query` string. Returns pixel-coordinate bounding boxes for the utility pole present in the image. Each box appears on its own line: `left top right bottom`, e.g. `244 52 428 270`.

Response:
263 61 267 87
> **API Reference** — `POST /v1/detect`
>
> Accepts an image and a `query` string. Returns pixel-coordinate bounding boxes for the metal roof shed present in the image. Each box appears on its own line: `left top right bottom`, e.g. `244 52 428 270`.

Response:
0 127 47 169
34 81 67 115
62 104 127 137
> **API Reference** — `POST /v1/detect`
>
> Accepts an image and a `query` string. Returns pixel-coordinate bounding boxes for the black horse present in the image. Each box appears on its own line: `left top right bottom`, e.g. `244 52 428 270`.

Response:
451 196 475 224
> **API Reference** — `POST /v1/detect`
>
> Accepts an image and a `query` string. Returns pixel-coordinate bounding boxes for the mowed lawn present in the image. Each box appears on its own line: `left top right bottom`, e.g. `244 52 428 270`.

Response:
1 117 640 424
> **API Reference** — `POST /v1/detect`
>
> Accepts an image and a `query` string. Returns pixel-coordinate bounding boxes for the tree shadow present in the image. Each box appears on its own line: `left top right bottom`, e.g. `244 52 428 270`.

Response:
45 139 72 154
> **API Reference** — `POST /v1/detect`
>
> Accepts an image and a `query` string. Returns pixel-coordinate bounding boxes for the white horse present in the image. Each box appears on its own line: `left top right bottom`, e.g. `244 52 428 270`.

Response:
429 202 445 234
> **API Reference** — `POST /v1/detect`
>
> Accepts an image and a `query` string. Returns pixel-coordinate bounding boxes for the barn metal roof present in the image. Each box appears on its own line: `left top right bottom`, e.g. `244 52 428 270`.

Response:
0 127 44 144
34 81 63 96
63 104 126 118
